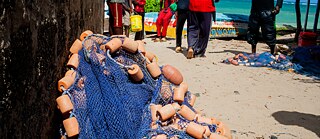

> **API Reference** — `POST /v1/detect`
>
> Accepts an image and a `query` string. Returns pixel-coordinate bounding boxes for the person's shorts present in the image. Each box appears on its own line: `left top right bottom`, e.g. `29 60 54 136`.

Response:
109 3 123 28
123 10 130 26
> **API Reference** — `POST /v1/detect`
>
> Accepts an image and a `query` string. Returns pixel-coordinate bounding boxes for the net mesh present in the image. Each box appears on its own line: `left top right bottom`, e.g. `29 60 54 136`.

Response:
223 46 320 80
59 34 223 138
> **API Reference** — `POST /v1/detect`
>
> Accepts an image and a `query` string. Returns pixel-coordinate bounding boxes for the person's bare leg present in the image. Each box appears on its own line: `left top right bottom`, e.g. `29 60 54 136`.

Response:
124 26 129 37
113 27 123 35
252 44 257 54
269 45 275 55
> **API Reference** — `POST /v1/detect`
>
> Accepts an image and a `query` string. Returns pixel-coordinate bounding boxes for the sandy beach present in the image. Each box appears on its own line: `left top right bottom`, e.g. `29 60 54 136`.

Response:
139 34 320 139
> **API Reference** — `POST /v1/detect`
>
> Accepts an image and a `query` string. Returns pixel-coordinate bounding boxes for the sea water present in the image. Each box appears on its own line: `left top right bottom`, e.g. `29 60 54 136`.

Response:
216 0 319 29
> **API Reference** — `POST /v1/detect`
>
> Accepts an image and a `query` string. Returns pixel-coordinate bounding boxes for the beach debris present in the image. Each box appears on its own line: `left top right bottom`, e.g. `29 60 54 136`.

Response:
233 91 240 95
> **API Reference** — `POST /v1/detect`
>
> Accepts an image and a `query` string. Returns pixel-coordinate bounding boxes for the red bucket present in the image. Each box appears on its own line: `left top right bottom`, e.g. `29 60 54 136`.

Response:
298 32 317 47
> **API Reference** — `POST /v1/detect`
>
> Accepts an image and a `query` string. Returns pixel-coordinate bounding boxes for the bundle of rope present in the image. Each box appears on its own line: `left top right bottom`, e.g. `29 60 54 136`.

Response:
56 30 232 139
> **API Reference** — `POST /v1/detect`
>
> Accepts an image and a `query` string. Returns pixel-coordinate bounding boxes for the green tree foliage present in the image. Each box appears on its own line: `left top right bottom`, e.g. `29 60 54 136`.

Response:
145 0 160 12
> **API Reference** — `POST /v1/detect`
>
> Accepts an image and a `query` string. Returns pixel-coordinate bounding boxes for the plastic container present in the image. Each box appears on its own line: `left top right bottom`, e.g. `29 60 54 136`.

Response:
69 39 83 54
130 15 143 32
162 65 183 85
63 117 79 137
80 30 93 41
128 64 144 82
56 95 73 114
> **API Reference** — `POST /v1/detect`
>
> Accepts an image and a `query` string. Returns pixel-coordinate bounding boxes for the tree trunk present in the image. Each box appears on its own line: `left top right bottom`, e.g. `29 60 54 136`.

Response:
0 0 103 138
314 0 320 32
295 0 302 42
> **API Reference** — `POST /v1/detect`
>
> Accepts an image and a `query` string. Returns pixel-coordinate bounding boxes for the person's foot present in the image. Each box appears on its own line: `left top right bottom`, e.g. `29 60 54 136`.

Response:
154 38 161 42
187 48 194 59
175 47 182 53
161 37 167 42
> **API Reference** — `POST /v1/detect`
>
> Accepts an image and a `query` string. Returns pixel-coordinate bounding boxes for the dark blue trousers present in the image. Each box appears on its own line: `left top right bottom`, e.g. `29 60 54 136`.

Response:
187 12 212 56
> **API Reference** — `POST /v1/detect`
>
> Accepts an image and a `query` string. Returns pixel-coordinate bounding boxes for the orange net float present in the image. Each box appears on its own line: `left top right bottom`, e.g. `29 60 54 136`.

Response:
186 122 206 139
150 104 162 122
196 116 213 125
146 61 161 79
105 38 122 54
203 126 211 137
173 82 188 104
228 57 239 66
162 65 183 85
63 117 80 137
178 105 197 121
211 117 221 125
144 51 156 62
58 70 77 92
122 37 139 53
157 103 180 121
69 39 83 54
210 133 228 139
216 122 232 139
67 54 79 70
136 40 146 55
152 134 167 139
80 30 93 41
127 64 144 82
189 94 197 107
56 95 73 115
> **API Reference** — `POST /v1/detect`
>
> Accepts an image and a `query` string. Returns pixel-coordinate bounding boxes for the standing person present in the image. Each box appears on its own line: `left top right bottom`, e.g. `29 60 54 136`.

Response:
108 0 125 35
133 0 146 40
123 0 132 37
155 0 175 42
247 0 283 54
175 0 189 53
186 0 216 58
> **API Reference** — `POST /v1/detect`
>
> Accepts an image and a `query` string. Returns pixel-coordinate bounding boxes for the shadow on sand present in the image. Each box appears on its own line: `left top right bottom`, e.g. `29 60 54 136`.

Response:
272 111 320 137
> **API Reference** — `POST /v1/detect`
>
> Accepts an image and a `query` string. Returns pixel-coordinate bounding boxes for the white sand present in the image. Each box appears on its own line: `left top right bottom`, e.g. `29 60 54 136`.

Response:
138 34 320 139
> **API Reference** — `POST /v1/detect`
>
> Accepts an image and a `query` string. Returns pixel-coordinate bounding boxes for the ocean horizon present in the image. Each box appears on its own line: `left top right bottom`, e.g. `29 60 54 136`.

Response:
216 0 319 29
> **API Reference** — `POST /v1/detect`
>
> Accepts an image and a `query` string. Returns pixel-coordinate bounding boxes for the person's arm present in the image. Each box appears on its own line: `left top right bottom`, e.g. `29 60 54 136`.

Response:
160 0 163 11
138 0 146 6
129 0 133 13
273 0 283 14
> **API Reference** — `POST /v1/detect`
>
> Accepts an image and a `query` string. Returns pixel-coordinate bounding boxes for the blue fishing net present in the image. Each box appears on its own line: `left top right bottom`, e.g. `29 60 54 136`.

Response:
59 34 221 138
223 46 320 79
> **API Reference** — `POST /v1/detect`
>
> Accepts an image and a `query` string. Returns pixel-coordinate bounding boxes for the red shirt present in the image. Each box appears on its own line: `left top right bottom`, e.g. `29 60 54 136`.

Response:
163 0 175 9
134 0 146 13
189 0 215 12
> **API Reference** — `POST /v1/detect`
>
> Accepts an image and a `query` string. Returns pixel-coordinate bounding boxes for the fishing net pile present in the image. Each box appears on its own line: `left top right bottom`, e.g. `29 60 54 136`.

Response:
223 45 320 79
56 30 232 139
